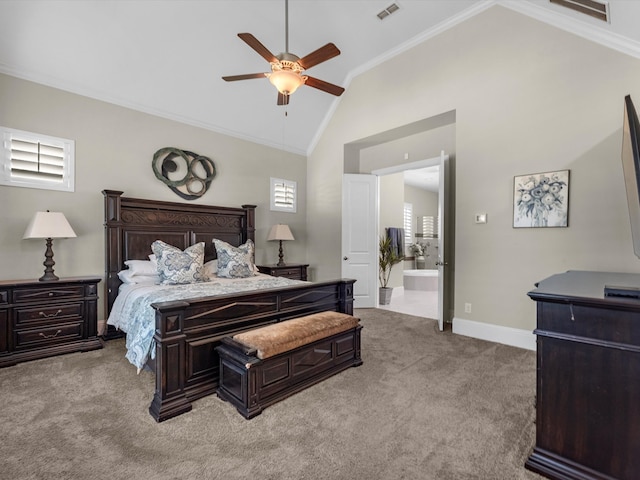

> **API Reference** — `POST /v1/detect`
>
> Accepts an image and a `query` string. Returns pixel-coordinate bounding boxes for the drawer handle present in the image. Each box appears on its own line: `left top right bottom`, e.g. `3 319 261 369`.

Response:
39 309 63 318
39 330 62 339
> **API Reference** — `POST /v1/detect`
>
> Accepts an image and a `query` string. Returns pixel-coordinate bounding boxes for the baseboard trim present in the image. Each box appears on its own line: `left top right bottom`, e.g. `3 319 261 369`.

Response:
452 317 536 351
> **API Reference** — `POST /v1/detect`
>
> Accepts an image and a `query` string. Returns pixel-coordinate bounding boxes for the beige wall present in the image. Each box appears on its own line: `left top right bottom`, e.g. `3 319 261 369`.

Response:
405 185 439 270
0 74 307 320
307 5 640 331
405 184 438 236
379 172 405 288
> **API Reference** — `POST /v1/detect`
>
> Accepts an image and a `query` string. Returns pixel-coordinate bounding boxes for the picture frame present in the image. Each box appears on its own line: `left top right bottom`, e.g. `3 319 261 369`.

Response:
513 170 569 228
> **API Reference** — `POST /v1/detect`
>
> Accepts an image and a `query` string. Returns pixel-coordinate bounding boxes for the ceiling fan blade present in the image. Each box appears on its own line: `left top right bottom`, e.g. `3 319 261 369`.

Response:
222 73 267 82
298 43 340 70
277 92 290 106
238 33 278 63
305 76 345 97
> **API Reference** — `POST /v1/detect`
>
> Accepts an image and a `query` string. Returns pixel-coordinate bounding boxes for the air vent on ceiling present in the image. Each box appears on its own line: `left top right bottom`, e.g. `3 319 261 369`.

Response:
377 3 400 21
550 0 609 22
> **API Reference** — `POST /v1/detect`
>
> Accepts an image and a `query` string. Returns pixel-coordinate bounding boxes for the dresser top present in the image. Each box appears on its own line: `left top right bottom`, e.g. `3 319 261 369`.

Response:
0 276 102 288
529 270 640 305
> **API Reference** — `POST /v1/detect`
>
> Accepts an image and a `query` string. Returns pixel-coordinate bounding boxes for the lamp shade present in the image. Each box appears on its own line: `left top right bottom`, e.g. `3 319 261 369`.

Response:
268 69 305 95
267 224 294 241
23 211 77 239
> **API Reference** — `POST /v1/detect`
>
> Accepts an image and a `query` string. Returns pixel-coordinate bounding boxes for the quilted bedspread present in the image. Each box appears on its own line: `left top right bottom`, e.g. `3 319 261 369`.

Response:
107 275 306 371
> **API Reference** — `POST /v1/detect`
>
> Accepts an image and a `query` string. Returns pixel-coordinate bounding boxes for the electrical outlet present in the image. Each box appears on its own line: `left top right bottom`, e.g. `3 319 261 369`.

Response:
464 303 472 313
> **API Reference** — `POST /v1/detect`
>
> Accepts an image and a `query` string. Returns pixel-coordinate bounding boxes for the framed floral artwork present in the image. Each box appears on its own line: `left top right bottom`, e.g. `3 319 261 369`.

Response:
513 170 569 228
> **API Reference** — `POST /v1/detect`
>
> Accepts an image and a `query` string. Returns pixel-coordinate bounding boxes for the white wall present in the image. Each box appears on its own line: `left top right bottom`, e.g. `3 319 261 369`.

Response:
307 5 640 334
0 74 307 319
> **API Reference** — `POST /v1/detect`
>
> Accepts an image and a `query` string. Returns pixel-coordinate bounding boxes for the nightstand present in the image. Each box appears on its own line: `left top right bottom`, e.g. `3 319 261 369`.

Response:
257 264 309 281
0 276 103 367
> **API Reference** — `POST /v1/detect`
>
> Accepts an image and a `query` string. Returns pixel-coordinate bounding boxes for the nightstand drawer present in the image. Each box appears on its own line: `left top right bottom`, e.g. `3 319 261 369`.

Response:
278 268 303 279
14 322 83 349
13 285 85 304
257 264 308 281
15 302 84 327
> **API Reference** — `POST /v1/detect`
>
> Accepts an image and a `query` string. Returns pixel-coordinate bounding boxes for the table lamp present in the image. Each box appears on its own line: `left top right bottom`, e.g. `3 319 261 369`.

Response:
267 224 294 266
23 210 77 281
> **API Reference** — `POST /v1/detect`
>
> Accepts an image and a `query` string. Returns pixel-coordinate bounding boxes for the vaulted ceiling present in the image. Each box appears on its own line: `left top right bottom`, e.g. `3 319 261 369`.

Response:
1 0 639 156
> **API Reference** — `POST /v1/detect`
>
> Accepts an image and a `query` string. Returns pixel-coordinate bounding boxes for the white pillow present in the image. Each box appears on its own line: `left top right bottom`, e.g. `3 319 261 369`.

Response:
213 239 257 279
203 259 218 278
124 259 157 276
117 270 161 285
151 240 207 285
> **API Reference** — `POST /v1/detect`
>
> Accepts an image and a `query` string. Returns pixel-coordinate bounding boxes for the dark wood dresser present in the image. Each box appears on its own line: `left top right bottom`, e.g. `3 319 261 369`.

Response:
526 271 640 480
257 263 308 280
0 276 103 367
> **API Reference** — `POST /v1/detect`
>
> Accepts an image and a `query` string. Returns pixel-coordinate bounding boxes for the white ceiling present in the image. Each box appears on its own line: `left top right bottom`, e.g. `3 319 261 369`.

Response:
405 166 440 192
1 0 640 156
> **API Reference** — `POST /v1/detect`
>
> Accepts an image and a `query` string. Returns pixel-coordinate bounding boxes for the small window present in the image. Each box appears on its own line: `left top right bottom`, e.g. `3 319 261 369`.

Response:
403 203 412 247
270 177 297 213
0 126 75 192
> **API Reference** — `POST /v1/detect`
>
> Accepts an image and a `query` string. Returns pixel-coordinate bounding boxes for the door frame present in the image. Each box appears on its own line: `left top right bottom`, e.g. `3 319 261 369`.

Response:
362 153 452 328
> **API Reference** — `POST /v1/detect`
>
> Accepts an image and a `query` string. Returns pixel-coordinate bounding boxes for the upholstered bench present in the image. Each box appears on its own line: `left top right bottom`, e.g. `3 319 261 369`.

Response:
216 311 363 419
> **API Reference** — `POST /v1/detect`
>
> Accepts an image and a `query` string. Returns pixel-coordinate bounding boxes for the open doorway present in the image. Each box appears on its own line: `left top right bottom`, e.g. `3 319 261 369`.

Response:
377 162 440 319
341 111 456 329
373 157 443 321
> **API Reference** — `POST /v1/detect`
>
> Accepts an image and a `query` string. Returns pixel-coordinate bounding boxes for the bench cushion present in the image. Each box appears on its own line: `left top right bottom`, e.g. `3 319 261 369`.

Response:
232 311 359 359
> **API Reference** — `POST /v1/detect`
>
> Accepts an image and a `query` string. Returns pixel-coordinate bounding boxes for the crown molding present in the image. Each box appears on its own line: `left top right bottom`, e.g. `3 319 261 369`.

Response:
307 0 640 155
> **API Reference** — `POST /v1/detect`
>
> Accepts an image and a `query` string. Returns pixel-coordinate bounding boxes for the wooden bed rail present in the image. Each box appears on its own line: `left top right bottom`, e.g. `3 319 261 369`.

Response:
148 279 355 422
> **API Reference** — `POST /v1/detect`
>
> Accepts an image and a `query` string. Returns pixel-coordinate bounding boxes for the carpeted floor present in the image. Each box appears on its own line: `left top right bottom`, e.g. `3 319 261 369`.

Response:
0 309 544 480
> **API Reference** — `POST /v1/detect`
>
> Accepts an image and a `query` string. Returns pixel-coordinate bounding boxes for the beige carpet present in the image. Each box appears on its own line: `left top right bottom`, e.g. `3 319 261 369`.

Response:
0 309 543 480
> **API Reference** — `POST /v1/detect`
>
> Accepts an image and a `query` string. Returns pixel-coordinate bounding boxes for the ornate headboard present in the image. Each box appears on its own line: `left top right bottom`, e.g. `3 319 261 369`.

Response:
102 190 256 319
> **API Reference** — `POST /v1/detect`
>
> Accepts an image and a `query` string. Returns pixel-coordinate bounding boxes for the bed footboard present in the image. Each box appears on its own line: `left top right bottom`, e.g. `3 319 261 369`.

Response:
148 279 355 422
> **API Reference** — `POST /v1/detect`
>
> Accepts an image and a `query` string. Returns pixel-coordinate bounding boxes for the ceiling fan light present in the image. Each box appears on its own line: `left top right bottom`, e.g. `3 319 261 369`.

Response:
268 69 306 95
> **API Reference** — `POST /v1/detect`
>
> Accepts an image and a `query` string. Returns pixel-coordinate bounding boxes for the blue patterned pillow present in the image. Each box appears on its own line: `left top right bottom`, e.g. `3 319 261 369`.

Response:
151 240 207 284
213 239 257 278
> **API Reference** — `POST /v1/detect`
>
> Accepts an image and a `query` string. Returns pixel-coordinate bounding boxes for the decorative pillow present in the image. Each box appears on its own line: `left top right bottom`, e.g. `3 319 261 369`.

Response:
151 240 206 285
213 239 257 279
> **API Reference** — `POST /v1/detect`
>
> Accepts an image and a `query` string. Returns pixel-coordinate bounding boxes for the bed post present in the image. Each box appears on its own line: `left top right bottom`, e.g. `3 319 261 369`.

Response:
242 204 256 244
103 190 124 337
339 279 355 315
148 300 192 422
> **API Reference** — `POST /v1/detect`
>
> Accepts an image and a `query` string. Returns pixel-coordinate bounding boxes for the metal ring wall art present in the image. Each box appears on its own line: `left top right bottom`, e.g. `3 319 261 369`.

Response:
152 147 216 200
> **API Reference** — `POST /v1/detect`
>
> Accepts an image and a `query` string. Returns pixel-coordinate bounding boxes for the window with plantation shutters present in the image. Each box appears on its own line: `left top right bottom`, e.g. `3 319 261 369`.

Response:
270 177 296 213
422 215 436 238
1 127 75 192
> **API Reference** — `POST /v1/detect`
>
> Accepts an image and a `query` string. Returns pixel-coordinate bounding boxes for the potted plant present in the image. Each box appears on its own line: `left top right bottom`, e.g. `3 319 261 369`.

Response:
379 235 405 305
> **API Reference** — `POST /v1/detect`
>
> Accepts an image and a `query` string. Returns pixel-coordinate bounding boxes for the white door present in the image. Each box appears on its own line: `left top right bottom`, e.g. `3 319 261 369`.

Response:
436 151 449 331
342 174 378 308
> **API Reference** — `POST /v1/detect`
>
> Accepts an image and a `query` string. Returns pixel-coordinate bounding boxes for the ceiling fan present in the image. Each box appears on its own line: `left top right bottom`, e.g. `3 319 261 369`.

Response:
222 0 345 106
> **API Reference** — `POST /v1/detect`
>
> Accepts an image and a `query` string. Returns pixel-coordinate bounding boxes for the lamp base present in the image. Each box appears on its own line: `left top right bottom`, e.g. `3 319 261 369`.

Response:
276 240 286 267
39 272 60 282
39 237 60 282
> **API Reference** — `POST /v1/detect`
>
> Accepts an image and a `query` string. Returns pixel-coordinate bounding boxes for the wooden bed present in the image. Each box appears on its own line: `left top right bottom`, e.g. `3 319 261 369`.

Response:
103 190 354 422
